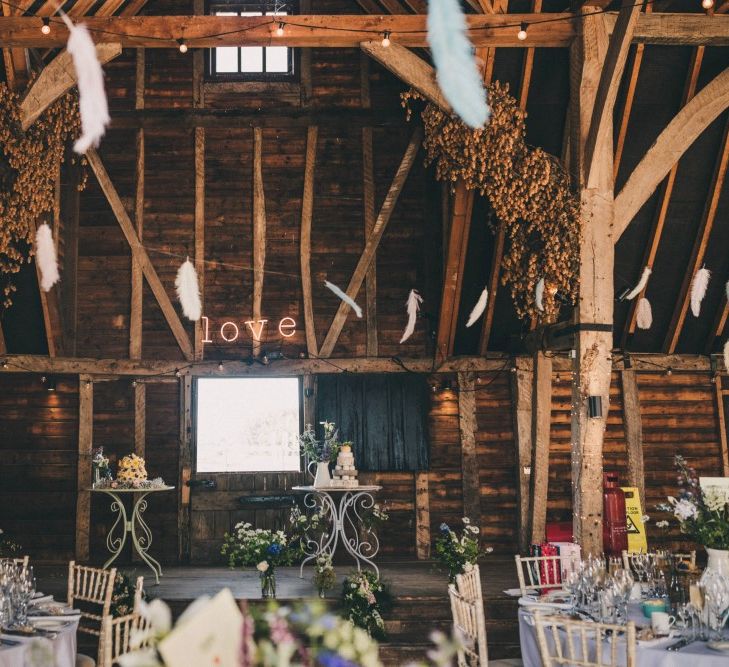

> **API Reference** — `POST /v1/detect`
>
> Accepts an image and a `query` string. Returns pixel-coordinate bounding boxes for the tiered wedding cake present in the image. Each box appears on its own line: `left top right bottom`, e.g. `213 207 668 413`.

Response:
331 444 359 488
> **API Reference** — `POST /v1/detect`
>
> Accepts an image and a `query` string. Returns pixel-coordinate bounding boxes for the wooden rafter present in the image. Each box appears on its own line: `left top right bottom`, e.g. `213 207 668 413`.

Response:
528 352 552 544
620 47 704 347
1 0 31 91
614 67 729 240
300 126 319 358
664 117 729 353
85 149 194 361
2 13 728 48
319 127 422 358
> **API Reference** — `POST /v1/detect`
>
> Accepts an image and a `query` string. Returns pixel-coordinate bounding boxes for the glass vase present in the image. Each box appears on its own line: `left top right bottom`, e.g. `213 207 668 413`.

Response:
261 571 276 599
318 587 327 599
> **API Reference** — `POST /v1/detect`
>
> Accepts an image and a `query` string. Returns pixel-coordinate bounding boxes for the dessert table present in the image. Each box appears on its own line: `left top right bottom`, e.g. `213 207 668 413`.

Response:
292 485 382 578
90 485 174 584
518 603 729 666
0 610 78 667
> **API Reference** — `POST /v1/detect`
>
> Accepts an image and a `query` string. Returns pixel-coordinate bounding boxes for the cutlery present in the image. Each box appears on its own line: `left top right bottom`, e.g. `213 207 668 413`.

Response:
0 639 21 647
666 638 690 652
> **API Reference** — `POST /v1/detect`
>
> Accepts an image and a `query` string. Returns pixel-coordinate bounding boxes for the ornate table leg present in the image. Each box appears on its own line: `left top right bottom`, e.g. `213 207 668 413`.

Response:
339 491 380 578
298 492 338 578
131 492 163 584
102 492 129 570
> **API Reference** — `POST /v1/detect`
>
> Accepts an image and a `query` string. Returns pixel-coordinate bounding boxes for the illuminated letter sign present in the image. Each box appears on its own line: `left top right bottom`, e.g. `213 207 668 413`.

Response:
220 321 239 342
199 316 297 344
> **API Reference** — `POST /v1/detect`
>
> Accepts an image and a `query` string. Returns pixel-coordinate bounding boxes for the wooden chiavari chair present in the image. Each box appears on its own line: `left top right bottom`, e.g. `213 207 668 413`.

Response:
456 565 483 605
99 610 151 667
12 555 29 568
621 549 696 574
514 554 572 597
533 611 636 667
67 561 117 640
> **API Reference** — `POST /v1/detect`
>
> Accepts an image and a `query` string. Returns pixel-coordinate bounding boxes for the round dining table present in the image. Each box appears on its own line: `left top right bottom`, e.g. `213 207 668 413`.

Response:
519 603 729 667
0 617 78 667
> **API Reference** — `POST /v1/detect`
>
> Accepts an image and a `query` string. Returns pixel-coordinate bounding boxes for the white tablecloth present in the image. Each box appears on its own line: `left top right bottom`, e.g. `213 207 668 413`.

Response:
0 618 78 667
519 605 729 667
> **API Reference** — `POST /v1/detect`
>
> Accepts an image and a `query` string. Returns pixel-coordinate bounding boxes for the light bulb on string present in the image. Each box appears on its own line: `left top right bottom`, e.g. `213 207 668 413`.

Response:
41 17 51 35
276 22 285 36
702 0 714 9
381 31 391 47
517 22 528 41
178 39 188 54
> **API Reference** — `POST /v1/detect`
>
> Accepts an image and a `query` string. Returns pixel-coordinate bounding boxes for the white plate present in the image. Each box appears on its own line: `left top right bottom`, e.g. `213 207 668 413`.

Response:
707 640 729 653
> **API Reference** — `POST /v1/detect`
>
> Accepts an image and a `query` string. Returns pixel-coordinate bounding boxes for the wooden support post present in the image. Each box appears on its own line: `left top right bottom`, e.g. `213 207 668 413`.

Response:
192 0 204 108
194 127 205 360
134 382 146 458
528 353 552 545
178 374 192 563
511 357 533 553
715 384 729 477
86 149 194 361
570 8 613 555
0 322 5 355
458 372 482 528
300 126 318 357
361 54 378 357
620 368 645 512
319 127 422 358
252 127 266 359
75 375 93 562
415 472 431 559
61 155 80 357
130 129 144 359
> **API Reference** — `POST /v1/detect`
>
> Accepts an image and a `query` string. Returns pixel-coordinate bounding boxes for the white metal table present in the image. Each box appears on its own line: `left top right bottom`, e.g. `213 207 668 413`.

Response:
90 486 174 584
292 485 382 578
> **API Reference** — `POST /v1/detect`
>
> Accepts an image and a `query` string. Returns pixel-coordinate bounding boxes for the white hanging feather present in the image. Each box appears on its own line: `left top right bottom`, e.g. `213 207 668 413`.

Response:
35 223 59 292
724 340 729 373
325 280 362 318
625 266 651 300
175 259 202 321
399 289 423 344
636 297 652 330
61 15 110 154
690 267 711 317
465 286 488 328
535 277 545 312
427 0 490 129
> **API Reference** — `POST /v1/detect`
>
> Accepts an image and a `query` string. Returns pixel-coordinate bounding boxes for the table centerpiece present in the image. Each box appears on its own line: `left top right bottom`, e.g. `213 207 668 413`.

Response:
299 420 342 488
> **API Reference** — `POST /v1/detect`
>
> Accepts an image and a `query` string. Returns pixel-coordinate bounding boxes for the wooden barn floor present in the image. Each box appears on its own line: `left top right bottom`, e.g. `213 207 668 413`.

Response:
35 558 522 664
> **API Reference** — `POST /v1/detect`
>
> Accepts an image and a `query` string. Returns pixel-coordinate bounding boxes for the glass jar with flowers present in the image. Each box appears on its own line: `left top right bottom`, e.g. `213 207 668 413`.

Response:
299 421 341 488
312 553 336 598
91 447 111 487
434 517 493 583
658 455 729 578
221 523 292 599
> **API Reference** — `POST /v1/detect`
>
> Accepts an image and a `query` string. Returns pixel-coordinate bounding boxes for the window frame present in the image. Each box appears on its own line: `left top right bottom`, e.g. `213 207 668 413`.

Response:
206 0 298 82
191 375 305 474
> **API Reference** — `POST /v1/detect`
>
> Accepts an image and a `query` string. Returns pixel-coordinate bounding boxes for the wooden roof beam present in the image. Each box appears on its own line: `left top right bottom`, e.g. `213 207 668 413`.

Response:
664 117 729 353
614 67 729 240
1 13 728 48
620 47 704 347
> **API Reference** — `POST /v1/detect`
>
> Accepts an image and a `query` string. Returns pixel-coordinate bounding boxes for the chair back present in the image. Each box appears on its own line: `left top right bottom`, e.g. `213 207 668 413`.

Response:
67 561 117 638
515 554 571 596
533 611 636 667
99 611 151 667
455 565 483 605
621 550 696 575
12 556 29 569
448 584 488 667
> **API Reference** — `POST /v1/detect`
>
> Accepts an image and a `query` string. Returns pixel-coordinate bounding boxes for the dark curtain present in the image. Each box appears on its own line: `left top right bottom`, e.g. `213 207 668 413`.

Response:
315 373 429 472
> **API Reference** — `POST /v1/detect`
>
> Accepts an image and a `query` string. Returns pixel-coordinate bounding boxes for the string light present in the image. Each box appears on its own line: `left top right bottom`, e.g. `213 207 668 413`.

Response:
178 39 188 53
132 380 137 387
702 0 714 8
276 22 285 36
517 22 528 41
381 31 391 47
41 17 51 35
218 361 224 371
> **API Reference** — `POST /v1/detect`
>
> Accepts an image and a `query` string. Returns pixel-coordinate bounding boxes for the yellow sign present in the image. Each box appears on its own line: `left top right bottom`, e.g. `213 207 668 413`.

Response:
621 487 648 553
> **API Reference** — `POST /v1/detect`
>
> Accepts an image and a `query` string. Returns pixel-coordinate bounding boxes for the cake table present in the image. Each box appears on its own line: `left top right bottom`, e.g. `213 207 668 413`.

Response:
292 485 382 578
89 486 174 584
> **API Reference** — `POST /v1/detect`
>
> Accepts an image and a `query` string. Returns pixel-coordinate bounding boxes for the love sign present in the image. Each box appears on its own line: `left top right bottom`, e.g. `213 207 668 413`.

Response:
200 316 297 344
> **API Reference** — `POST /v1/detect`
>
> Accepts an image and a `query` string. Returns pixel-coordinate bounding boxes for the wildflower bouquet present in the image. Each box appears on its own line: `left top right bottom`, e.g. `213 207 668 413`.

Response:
657 455 729 550
299 421 341 463
341 571 392 640
221 523 293 573
289 506 330 557
312 554 336 597
361 503 389 532
111 571 146 618
434 517 491 582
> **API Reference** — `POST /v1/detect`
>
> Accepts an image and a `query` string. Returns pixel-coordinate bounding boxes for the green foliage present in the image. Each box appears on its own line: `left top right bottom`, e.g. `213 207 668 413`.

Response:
110 571 146 618
221 523 293 572
299 421 341 463
312 554 336 594
341 571 392 641
434 517 488 582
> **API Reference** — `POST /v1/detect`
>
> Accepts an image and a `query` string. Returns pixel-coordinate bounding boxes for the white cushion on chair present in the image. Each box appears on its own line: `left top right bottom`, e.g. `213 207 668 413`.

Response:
75 654 96 667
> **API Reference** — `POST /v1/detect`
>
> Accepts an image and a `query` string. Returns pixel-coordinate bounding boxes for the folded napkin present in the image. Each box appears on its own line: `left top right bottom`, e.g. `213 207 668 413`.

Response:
637 631 677 648
29 615 78 624
518 596 573 611
504 588 533 597
29 595 53 606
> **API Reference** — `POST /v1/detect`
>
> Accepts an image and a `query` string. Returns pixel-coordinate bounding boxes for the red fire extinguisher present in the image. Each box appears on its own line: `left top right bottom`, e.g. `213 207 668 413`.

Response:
603 472 628 557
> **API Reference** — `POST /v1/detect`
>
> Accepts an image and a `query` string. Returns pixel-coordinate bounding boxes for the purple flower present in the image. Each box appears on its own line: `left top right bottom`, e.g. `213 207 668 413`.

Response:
267 543 283 556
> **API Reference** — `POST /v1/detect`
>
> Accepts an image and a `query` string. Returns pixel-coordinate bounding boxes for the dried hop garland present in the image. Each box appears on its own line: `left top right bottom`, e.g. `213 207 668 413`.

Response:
402 83 580 323
0 84 85 307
